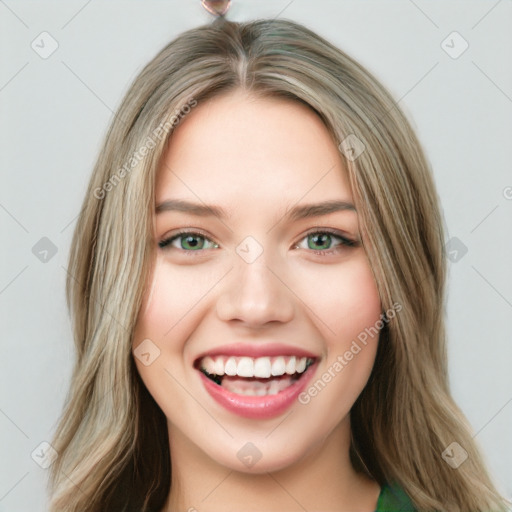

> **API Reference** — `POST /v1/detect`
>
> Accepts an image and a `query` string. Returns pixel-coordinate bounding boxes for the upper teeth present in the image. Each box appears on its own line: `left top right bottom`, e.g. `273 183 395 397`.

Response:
199 355 312 378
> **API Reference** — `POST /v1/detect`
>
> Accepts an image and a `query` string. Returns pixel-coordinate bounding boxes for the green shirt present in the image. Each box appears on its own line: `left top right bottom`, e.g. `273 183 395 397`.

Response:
376 483 416 511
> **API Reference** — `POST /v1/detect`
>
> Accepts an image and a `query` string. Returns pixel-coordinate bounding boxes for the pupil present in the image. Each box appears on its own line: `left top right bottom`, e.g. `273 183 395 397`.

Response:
309 233 330 250
183 235 203 250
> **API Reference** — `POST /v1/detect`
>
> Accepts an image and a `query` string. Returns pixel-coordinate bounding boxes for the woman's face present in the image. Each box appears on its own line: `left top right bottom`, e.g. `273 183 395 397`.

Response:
133 89 382 473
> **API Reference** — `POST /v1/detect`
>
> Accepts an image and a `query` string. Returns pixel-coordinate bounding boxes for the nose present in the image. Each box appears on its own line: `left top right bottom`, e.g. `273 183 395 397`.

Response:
216 253 295 328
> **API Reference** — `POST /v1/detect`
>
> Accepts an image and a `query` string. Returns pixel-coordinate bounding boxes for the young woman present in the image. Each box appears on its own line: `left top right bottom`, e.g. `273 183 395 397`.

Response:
47 17 508 512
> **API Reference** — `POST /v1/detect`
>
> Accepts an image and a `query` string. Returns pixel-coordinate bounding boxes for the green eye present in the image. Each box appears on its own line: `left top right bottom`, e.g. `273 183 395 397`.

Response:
159 232 219 251
179 234 204 250
296 231 357 253
158 230 357 254
307 233 333 250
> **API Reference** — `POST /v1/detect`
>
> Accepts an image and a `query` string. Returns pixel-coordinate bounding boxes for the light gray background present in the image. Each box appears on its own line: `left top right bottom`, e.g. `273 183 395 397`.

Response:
1 1 511 510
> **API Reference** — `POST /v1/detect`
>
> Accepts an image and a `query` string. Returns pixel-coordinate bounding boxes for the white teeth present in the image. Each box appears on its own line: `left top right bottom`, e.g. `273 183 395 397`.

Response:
200 355 313 378
213 357 225 376
254 357 272 378
271 356 286 376
236 357 254 377
285 356 296 375
268 380 280 395
222 376 296 396
224 357 237 376
201 356 215 374
296 357 307 373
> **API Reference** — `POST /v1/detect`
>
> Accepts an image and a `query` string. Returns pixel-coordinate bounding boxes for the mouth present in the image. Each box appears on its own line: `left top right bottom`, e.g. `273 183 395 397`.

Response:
195 355 315 396
194 353 317 419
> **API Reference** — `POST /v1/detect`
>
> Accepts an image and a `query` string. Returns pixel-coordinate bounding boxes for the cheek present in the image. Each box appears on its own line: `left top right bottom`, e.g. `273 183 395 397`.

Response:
294 255 381 343
295 256 382 423
131 259 213 418
334 261 381 342
133 256 219 347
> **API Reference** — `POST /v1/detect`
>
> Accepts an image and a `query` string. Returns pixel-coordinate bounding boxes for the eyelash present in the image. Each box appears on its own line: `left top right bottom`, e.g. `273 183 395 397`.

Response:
158 228 358 257
295 228 359 256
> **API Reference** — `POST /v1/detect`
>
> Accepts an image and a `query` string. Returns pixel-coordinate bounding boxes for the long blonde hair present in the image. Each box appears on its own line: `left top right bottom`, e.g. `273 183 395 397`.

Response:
48 18 508 511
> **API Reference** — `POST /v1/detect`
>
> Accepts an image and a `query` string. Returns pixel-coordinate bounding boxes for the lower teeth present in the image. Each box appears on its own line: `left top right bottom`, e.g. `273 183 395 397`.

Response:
201 370 304 396
223 376 294 396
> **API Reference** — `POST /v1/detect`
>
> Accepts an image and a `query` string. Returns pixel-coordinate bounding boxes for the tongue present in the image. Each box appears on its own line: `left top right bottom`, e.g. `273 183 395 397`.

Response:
221 375 295 395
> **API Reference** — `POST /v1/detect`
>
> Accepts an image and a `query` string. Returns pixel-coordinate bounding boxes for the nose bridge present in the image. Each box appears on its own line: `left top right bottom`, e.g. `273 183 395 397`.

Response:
216 235 295 325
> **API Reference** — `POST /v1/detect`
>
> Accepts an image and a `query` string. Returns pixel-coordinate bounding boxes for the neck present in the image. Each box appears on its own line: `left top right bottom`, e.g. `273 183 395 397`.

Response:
161 418 381 512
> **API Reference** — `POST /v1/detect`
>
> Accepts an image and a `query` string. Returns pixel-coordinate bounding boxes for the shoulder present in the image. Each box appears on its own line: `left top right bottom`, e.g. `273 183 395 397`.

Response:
376 482 417 512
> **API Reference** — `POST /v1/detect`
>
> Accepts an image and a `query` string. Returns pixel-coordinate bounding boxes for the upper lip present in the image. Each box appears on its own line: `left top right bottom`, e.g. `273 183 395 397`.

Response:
193 342 318 363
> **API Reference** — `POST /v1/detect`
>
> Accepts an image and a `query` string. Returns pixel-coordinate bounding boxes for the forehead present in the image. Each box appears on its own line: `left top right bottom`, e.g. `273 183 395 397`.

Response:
156 89 352 207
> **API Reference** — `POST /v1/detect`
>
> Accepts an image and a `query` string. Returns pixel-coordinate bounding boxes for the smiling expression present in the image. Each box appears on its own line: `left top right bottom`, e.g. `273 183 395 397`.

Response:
132 88 382 473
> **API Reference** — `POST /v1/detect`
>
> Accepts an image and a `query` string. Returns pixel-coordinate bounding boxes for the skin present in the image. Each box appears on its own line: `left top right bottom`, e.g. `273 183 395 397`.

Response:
133 89 383 511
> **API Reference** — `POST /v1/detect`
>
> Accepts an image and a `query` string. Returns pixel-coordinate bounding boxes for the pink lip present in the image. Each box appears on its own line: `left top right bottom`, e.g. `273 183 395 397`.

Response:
194 342 318 361
198 361 317 419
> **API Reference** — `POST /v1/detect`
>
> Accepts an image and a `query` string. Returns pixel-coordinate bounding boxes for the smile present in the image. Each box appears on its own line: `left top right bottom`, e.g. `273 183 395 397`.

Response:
199 355 314 393
195 350 318 419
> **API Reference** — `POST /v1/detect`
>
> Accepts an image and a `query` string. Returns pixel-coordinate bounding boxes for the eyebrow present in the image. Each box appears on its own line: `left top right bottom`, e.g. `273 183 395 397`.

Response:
155 198 356 221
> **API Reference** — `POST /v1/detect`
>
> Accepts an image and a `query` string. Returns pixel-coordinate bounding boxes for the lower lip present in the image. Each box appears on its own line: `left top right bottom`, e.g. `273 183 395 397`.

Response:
199 363 317 419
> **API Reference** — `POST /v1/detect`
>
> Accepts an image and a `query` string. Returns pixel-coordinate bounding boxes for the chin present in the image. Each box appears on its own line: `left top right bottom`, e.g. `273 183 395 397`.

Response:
197 423 325 475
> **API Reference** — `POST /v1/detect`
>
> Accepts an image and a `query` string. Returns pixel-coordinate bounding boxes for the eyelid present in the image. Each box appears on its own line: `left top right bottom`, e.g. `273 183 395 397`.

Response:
158 227 359 252
158 228 218 250
298 227 358 246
